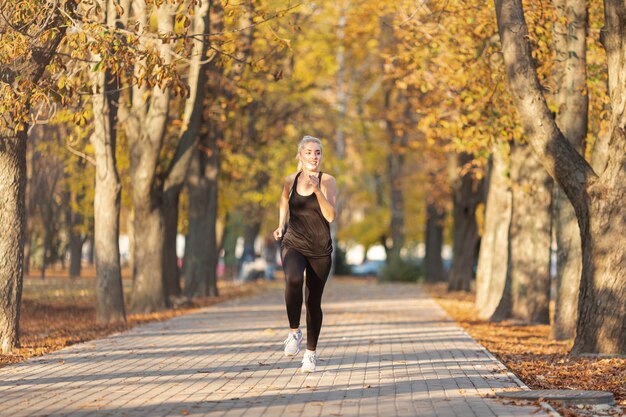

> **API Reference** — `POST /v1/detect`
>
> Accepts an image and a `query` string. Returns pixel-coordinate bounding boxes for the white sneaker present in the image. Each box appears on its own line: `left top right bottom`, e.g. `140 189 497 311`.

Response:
301 350 317 373
283 329 303 356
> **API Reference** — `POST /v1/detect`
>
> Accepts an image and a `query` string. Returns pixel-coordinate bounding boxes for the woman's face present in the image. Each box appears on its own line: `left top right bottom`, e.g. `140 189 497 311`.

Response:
300 142 322 172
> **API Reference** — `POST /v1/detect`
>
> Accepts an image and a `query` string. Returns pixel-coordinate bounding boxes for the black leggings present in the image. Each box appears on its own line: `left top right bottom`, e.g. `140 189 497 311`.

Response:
281 246 332 350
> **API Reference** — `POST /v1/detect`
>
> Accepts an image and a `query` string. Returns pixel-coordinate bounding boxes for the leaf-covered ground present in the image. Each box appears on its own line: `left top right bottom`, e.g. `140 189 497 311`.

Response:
426 283 625 416
0 267 270 367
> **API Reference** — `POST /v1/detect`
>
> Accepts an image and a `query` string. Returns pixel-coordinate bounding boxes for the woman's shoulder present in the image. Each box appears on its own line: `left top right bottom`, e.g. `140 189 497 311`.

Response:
284 172 300 183
320 172 336 183
283 172 300 189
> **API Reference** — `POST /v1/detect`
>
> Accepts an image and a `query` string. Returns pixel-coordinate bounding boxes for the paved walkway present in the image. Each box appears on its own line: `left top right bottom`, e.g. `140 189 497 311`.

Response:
0 280 557 417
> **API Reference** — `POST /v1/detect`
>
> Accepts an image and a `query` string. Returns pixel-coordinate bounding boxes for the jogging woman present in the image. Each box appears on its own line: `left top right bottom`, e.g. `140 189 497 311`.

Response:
273 135 337 373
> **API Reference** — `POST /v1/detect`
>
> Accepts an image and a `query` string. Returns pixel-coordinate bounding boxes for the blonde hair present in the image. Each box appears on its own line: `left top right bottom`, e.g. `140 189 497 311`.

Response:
296 135 323 171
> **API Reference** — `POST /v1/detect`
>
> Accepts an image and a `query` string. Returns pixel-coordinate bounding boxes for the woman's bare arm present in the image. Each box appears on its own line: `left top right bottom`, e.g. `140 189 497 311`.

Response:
274 175 294 240
313 175 337 223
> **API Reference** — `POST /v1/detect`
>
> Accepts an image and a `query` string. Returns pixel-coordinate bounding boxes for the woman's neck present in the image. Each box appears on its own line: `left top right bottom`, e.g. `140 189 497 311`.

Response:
301 168 320 176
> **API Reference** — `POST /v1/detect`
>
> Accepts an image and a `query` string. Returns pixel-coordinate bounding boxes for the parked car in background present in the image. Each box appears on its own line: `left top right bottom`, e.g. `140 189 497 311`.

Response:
350 260 386 277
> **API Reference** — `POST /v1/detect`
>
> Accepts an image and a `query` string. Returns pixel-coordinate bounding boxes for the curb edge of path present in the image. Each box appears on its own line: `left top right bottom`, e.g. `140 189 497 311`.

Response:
423 287 562 417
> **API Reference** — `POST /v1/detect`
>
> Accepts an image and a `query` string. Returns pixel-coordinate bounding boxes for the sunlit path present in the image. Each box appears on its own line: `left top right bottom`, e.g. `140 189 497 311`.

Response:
0 280 557 417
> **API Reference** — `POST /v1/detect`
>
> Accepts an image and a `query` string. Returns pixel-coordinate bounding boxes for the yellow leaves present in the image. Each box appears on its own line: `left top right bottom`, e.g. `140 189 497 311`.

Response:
175 14 191 30
73 112 88 127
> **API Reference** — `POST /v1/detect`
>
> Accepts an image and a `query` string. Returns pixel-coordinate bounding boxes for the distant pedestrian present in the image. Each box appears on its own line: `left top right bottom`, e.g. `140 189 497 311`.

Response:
273 135 337 373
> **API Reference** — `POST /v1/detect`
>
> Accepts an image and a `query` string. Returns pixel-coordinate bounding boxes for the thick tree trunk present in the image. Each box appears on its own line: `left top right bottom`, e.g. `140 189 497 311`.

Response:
475 146 513 321
572 0 626 354
131 198 167 312
424 203 446 282
91 115 126 323
495 0 626 353
183 143 220 298
162 190 181 298
183 151 210 298
448 153 483 292
0 0 74 352
0 131 26 353
90 0 126 324
161 0 214 299
551 0 588 340
128 4 173 313
508 142 552 324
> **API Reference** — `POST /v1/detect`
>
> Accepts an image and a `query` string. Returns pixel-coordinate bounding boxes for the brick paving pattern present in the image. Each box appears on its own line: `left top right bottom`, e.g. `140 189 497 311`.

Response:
0 280 557 416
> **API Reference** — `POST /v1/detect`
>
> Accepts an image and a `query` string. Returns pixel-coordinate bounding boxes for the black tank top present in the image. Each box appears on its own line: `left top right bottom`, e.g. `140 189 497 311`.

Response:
281 171 333 258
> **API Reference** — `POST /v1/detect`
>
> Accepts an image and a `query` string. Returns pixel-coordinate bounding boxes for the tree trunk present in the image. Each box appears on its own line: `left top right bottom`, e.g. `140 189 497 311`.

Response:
475 146 513 321
183 151 210 298
387 150 405 261
67 185 84 280
89 0 127 324
126 207 134 274
0 0 75 351
161 0 214 299
40 229 48 280
508 142 552 324
330 7 348 278
572 0 626 354
203 125 220 297
68 230 83 280
448 153 483 292
127 4 173 313
424 203 446 282
495 0 626 353
220 213 241 280
551 0 588 340
0 130 26 353
380 16 406 262
162 191 182 298
88 235 95 266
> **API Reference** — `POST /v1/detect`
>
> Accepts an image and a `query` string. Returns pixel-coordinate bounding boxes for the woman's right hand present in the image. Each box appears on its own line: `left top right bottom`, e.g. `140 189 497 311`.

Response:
273 227 283 241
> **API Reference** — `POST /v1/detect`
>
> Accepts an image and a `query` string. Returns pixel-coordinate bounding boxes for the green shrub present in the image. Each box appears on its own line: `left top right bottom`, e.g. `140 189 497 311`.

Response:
379 258 424 283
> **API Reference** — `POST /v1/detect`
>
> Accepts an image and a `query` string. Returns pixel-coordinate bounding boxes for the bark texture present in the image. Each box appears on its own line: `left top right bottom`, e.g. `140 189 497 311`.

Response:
0 131 26 353
552 0 588 340
448 153 483 292
0 1 75 352
572 0 626 354
183 151 210 298
508 142 552 324
127 4 173 313
475 147 513 321
162 0 214 299
183 134 220 297
90 0 126 324
495 0 626 353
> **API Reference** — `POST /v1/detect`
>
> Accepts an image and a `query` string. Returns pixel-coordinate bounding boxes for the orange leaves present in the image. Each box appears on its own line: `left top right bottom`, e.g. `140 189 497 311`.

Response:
427 282 626 408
